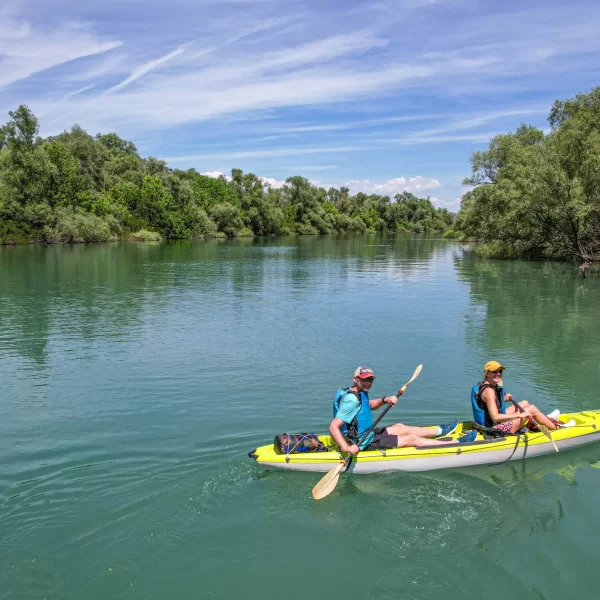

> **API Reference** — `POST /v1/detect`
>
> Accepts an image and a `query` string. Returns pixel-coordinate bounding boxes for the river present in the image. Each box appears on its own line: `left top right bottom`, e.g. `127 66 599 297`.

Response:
1 235 599 599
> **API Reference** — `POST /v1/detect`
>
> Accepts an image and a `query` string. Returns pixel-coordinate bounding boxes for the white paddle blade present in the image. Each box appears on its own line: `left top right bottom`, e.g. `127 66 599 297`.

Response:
312 462 346 500
399 364 423 394
538 424 559 452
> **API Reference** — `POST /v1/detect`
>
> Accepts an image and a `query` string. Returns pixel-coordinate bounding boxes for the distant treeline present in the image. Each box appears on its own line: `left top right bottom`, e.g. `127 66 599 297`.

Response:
452 85 600 263
0 107 453 244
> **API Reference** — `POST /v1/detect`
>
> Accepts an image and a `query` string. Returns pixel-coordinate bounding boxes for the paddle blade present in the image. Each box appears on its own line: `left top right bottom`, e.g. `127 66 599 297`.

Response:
538 424 559 453
312 462 346 500
398 363 423 395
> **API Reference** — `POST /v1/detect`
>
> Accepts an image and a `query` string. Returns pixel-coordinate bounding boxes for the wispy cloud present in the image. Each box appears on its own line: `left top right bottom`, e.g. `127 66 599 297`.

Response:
406 107 550 138
165 146 365 162
107 46 186 93
61 84 97 102
3 0 600 207
0 13 122 88
278 115 445 133
162 132 499 165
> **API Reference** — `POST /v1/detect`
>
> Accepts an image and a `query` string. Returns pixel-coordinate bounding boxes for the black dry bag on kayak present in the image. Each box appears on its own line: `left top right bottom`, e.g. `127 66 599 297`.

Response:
274 433 329 454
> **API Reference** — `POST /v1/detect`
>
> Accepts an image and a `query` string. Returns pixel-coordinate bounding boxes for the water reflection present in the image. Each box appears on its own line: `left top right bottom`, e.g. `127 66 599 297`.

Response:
0 235 449 366
456 251 600 411
2 236 600 600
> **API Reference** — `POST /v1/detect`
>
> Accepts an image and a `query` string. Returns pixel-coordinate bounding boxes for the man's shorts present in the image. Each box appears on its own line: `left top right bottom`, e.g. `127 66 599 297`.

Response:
365 427 397 451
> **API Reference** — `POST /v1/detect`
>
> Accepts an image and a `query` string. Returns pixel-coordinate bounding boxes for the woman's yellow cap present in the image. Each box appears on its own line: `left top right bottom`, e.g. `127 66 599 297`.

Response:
484 360 505 372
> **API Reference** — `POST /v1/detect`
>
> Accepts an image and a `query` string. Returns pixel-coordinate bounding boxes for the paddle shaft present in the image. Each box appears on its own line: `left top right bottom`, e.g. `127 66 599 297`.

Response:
312 364 423 500
341 365 421 459
341 402 393 466
511 397 542 427
511 398 559 452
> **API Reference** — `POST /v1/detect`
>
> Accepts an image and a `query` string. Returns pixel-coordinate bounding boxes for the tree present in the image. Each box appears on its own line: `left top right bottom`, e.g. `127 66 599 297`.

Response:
454 86 600 261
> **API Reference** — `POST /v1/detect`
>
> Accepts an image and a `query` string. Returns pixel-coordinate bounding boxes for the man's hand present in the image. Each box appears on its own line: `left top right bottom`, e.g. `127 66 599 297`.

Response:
345 444 360 455
382 395 398 407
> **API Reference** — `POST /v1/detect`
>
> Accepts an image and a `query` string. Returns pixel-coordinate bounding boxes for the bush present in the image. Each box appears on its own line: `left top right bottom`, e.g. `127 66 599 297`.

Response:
295 222 318 235
128 229 162 242
210 202 243 236
0 221 34 244
350 217 367 233
50 207 118 243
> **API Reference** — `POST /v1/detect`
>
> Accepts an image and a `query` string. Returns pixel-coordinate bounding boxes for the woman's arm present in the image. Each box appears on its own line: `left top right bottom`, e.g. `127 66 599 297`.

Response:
482 388 530 423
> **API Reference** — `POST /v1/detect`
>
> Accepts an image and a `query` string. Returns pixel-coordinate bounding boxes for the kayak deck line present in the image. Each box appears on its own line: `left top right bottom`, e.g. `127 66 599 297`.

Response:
249 411 600 473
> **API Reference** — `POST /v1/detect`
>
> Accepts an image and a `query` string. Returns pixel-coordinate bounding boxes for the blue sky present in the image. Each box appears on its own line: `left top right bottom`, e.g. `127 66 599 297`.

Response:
1 0 599 208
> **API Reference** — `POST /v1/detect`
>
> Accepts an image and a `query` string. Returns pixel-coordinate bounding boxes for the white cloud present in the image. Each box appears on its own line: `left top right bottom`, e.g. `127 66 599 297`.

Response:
61 84 97 102
166 146 364 162
430 196 461 210
344 176 442 196
64 52 129 82
0 15 122 88
406 107 549 139
277 114 445 133
202 170 229 179
259 176 286 189
201 171 284 189
29 29 504 133
107 46 186 93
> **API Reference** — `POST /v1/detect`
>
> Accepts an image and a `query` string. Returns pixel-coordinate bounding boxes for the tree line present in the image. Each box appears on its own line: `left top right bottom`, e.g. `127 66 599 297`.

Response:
452 85 600 263
0 107 453 244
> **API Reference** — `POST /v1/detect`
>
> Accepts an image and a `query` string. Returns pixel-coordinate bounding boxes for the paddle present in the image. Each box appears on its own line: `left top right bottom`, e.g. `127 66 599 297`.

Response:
312 364 423 500
511 398 559 453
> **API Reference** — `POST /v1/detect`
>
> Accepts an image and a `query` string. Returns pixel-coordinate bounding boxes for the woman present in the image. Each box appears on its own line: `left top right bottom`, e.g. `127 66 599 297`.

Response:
471 360 559 434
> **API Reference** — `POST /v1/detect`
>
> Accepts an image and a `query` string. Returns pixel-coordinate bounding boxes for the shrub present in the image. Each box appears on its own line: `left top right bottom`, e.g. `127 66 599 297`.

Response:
128 229 162 242
443 229 459 239
50 207 117 243
295 222 318 235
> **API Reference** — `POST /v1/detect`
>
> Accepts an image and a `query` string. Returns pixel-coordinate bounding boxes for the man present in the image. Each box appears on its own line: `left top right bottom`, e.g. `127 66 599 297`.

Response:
330 366 476 455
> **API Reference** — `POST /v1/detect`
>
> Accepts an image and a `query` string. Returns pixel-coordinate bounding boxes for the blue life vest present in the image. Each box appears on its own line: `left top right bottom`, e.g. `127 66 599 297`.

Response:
333 388 373 442
471 383 505 427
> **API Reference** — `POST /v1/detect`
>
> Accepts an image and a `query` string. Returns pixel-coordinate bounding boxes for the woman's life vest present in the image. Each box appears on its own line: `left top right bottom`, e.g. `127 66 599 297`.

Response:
471 383 506 427
333 388 373 442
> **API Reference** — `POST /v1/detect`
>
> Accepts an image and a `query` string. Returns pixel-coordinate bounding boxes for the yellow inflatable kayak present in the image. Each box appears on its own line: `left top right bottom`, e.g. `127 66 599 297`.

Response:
248 411 600 473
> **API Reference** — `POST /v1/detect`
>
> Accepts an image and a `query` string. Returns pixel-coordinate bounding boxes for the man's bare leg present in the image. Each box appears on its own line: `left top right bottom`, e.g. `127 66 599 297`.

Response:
385 423 439 438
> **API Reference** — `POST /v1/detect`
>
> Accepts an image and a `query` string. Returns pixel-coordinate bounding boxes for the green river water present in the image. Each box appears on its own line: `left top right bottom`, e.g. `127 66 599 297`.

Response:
1 235 600 600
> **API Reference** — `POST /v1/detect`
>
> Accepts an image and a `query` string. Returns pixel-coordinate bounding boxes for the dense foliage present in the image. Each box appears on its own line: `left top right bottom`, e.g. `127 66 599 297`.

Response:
453 85 600 262
0 107 453 244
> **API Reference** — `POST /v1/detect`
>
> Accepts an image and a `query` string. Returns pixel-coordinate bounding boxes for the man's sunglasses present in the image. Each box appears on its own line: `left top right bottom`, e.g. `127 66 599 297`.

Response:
489 370 503 375
361 377 375 383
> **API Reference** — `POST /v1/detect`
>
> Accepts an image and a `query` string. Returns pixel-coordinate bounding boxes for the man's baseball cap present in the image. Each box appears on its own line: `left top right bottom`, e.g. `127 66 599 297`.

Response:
354 366 376 379
484 360 505 373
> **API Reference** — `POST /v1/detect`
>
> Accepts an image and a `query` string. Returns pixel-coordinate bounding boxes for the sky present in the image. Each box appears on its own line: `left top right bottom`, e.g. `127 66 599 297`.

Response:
1 0 599 209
